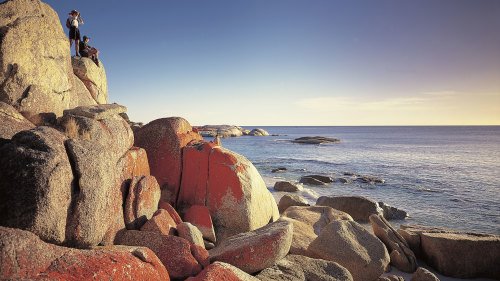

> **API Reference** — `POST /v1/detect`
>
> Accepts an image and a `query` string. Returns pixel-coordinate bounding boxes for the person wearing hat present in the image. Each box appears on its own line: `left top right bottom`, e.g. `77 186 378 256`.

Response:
79 36 100 66
66 10 84 56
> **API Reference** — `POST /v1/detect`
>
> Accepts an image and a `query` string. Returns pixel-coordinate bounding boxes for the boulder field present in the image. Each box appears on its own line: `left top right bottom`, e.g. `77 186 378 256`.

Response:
1 0 499 280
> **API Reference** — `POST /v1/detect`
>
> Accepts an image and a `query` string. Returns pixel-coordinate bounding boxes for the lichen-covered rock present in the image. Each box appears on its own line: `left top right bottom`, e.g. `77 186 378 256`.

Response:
178 141 219 207
186 262 259 281
159 200 183 224
316 195 384 222
71 56 108 104
370 214 417 273
0 101 34 139
207 147 280 242
308 220 390 281
209 220 293 274
0 127 72 244
134 117 203 202
141 209 177 235
124 175 161 230
256 254 353 281
65 139 116 248
0 226 170 280
117 146 150 200
0 0 76 118
191 244 210 268
117 230 202 279
280 206 352 256
182 205 217 243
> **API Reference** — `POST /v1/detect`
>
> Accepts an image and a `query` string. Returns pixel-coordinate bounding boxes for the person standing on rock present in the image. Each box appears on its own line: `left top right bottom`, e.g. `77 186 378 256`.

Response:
66 10 84 56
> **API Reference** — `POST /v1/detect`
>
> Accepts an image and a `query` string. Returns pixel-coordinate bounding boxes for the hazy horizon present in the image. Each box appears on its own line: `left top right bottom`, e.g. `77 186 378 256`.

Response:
49 0 500 126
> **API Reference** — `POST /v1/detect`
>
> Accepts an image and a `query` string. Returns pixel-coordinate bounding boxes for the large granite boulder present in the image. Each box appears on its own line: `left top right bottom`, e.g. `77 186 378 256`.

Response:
124 175 161 230
370 215 417 272
134 117 203 202
0 226 169 280
117 146 150 200
178 140 279 242
280 206 352 256
307 220 390 281
187 262 259 281
316 195 384 222
0 126 72 244
0 101 34 139
71 73 97 107
0 0 76 118
117 230 202 279
209 220 293 274
72 56 108 104
256 254 353 281
195 125 246 138
62 104 133 162
398 224 500 279
64 139 117 248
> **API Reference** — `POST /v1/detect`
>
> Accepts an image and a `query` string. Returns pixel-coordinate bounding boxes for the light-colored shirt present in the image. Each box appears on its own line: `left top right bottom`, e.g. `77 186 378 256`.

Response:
68 15 83 28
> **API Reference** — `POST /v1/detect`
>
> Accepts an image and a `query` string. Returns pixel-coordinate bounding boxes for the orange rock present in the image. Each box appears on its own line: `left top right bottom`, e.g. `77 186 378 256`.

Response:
0 226 169 280
209 220 293 274
159 200 183 225
178 141 218 207
117 147 150 199
186 262 259 281
124 175 161 230
206 147 279 241
117 230 202 279
183 205 217 243
141 209 177 235
191 244 210 268
134 117 202 204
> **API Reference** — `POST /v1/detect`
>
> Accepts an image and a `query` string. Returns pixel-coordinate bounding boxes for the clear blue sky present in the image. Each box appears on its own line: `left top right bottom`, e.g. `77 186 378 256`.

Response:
48 0 499 125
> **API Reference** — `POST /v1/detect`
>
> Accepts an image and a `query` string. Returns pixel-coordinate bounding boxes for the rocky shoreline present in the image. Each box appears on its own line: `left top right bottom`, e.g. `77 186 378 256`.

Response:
1 1 499 280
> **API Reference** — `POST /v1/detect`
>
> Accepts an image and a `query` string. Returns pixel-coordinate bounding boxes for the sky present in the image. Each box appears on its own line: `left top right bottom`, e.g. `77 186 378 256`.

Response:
48 0 500 126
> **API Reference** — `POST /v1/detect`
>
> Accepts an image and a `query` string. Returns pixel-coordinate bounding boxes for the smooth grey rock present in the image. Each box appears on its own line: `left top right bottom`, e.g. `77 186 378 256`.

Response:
63 104 126 120
0 127 72 244
316 195 384 222
278 194 310 213
274 181 302 192
256 254 353 281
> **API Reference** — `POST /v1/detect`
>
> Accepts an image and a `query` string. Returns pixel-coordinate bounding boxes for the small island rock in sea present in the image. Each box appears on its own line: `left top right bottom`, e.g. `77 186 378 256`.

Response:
0 0 499 280
292 136 341 144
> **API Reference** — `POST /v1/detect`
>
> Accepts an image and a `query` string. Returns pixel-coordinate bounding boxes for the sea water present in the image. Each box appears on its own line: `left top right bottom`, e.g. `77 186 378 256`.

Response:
212 126 500 234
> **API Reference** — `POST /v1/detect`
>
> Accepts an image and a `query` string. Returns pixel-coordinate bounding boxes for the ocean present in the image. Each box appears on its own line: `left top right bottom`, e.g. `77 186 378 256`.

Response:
211 126 500 235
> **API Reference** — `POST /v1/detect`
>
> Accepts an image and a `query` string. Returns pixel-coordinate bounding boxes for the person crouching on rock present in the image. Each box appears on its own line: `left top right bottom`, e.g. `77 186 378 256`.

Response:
66 10 84 56
79 36 100 66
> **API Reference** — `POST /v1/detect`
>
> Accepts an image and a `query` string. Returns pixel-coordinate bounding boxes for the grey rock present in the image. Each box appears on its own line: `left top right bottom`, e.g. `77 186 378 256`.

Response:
316 195 384 222
292 136 341 144
0 127 72 244
274 181 302 192
63 104 126 120
0 102 34 139
307 220 390 281
410 267 440 281
370 214 417 272
278 194 310 213
379 202 408 220
65 139 116 248
272 167 287 173
256 254 353 281
378 275 405 281
248 128 269 136
177 222 205 248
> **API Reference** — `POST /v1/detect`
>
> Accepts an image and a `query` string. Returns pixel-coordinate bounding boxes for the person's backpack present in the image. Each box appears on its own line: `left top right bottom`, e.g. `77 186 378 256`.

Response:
66 18 71 28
